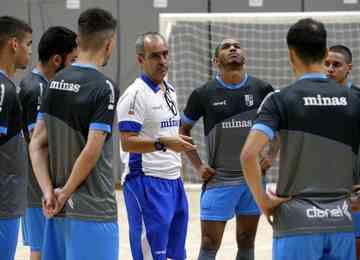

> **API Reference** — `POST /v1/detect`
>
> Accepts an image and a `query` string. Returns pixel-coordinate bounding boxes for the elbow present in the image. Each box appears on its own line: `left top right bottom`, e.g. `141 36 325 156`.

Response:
240 148 257 167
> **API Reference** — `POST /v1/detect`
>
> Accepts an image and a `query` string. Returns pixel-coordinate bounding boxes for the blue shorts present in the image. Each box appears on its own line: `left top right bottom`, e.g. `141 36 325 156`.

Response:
21 207 46 252
123 175 188 260
273 232 355 260
200 183 260 221
0 217 20 260
353 211 360 238
41 217 119 260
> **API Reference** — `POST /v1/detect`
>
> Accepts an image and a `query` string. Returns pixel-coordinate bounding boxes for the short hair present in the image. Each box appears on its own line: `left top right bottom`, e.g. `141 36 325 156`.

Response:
329 45 352 64
287 18 327 65
135 32 166 55
0 16 32 50
78 8 117 50
38 26 77 64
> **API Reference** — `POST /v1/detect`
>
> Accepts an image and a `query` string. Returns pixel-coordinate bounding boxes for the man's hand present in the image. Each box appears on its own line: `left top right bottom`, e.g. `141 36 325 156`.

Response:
42 190 58 218
259 192 291 224
160 135 196 153
196 162 215 182
259 153 276 173
53 187 72 215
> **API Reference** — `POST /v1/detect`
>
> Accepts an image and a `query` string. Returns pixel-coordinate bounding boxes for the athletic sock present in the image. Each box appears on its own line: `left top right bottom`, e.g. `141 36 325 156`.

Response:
197 249 217 260
236 247 254 260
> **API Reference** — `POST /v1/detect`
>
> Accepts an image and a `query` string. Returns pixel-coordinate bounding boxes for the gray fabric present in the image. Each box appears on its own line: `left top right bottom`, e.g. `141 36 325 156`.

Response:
197 249 217 260
206 109 256 189
236 248 254 260
45 115 117 222
0 134 27 218
273 130 355 236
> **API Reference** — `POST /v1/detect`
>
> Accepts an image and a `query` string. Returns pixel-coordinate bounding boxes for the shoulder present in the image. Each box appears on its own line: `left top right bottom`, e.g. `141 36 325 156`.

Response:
247 75 273 91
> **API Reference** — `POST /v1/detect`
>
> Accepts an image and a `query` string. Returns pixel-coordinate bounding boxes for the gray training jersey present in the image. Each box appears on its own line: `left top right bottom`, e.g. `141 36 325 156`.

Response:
255 75 360 237
39 64 119 222
182 74 273 189
0 71 28 218
19 69 48 207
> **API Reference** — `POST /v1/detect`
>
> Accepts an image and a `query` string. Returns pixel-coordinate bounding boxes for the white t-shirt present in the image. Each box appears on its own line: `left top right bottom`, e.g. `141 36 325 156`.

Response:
116 74 181 181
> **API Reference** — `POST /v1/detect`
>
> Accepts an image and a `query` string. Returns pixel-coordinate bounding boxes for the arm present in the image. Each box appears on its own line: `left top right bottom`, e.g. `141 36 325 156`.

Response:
120 131 195 153
240 130 289 223
55 130 108 211
179 122 215 181
29 119 56 217
259 133 280 173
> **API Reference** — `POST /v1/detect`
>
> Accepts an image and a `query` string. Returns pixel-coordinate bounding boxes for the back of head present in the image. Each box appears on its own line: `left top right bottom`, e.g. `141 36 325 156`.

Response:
77 8 117 51
287 18 327 65
0 16 32 50
38 26 77 64
329 45 352 64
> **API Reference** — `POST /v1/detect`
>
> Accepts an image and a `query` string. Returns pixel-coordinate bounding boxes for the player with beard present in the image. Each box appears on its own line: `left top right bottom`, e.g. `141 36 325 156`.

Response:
180 38 276 260
29 8 119 260
19 26 77 260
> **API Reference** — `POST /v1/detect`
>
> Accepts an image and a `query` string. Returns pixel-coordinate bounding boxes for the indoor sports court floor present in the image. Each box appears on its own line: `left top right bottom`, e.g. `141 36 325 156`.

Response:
15 189 273 260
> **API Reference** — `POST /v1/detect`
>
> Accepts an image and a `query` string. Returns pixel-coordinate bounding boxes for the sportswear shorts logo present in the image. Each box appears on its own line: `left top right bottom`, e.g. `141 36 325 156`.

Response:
306 201 352 220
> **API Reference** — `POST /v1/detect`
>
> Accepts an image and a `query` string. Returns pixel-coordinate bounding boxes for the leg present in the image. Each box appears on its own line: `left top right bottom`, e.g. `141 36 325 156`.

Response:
235 215 260 260
273 234 324 260
41 218 66 260
234 183 261 260
0 217 20 260
198 220 226 260
198 186 241 260
167 179 189 260
66 219 119 260
326 232 356 260
24 208 46 260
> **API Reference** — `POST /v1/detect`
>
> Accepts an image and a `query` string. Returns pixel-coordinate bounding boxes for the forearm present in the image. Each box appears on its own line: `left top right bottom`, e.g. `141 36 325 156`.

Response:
30 147 53 195
268 133 280 158
121 135 158 153
62 147 101 197
179 126 202 169
242 155 268 207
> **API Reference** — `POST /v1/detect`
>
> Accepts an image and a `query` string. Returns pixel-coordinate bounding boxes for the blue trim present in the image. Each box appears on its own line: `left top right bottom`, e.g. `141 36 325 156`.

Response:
215 73 249 89
251 123 274 140
129 153 143 173
298 73 327 81
140 73 161 93
118 121 142 132
27 123 36 132
31 68 49 84
180 112 196 126
72 63 97 70
37 113 44 121
348 80 353 89
89 123 111 133
0 70 8 78
0 126 7 135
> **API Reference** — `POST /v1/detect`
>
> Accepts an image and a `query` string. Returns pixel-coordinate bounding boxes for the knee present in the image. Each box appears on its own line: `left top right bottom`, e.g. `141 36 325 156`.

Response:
201 235 221 251
237 231 256 248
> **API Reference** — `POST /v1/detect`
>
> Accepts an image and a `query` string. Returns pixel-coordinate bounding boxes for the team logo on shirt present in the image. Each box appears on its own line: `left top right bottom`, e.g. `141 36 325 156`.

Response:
244 94 254 107
306 201 352 220
303 95 347 106
212 100 227 106
0 84 4 112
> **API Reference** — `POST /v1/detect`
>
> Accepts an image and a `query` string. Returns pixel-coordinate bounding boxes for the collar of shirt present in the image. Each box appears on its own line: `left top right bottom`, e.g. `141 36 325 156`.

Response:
215 73 249 89
72 63 97 70
0 69 9 79
32 68 49 84
140 73 162 93
298 73 327 81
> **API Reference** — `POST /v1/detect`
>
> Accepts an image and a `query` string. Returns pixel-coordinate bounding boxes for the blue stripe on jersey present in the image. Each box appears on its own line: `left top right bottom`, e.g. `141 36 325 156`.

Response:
37 113 44 121
71 63 97 70
298 73 327 81
89 123 111 133
31 68 49 84
140 73 160 93
27 123 36 132
118 121 142 132
215 73 248 89
129 153 143 173
252 123 274 140
180 112 196 126
0 126 7 135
